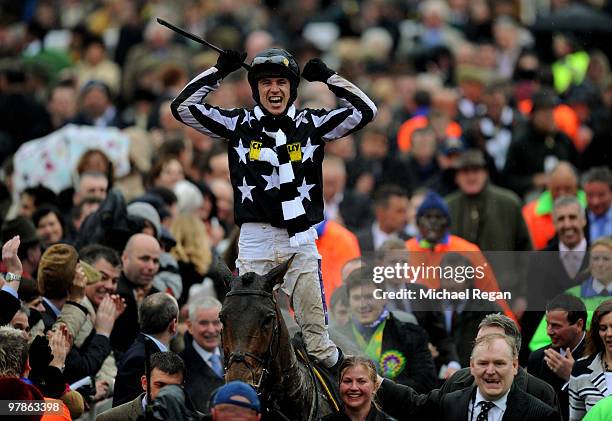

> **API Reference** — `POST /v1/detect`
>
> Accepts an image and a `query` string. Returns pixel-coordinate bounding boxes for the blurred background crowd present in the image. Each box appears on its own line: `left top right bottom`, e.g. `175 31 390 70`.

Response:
1 0 612 420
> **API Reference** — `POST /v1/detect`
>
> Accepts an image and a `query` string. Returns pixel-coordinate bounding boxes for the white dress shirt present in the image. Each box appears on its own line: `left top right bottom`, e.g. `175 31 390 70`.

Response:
468 388 510 421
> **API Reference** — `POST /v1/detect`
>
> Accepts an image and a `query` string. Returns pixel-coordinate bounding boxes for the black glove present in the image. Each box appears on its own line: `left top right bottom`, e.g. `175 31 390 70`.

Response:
215 49 247 77
301 58 336 82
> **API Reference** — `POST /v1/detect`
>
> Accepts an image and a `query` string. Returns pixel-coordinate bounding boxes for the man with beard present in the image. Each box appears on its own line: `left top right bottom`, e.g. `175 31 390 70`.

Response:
180 296 224 412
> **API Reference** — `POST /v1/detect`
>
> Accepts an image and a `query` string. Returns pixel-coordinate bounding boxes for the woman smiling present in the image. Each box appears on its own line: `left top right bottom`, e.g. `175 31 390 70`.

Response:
321 356 396 421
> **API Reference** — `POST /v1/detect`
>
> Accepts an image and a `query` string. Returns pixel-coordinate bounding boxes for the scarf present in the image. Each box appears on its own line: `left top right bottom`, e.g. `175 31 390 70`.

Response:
260 112 318 246
351 308 390 363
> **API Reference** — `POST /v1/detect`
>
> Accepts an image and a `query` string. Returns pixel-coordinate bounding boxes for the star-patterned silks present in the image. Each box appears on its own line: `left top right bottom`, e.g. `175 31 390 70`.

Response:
301 138 319 163
297 177 315 201
234 140 249 164
262 168 280 190
238 177 255 202
241 112 256 127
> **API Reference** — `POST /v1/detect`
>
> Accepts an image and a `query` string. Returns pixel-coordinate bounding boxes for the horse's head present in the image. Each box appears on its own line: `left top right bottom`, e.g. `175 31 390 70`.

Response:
216 256 294 390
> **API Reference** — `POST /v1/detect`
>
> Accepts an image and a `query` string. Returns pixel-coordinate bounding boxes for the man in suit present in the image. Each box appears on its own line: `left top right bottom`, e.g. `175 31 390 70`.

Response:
523 195 589 353
356 185 410 254
181 295 224 413
110 233 161 354
112 292 178 407
438 313 560 412
97 351 184 421
438 334 560 420
528 294 587 421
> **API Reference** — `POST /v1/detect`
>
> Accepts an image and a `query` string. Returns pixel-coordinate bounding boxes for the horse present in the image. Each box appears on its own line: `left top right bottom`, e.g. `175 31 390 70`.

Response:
215 256 338 420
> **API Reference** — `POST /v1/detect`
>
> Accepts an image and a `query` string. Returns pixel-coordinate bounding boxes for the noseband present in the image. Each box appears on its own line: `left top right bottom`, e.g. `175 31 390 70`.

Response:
223 289 281 393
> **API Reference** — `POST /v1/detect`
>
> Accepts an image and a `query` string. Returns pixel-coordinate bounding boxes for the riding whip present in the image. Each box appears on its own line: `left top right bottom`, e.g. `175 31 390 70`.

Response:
156 18 251 71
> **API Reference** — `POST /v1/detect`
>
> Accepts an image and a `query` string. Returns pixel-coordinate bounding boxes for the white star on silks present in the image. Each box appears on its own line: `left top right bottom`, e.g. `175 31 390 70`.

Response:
241 112 256 127
297 177 315 201
261 168 280 191
234 140 249 164
301 138 319 163
238 177 255 203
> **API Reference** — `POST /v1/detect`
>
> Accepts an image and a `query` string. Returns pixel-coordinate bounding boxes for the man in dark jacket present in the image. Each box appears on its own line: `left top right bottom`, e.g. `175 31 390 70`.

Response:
339 267 437 392
436 334 560 421
438 313 560 413
180 295 225 413
446 149 532 251
110 233 161 354
98 352 184 421
113 292 178 407
527 294 586 421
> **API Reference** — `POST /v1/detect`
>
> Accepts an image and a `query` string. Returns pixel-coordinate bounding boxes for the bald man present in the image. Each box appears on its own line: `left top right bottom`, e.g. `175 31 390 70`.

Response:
110 234 162 354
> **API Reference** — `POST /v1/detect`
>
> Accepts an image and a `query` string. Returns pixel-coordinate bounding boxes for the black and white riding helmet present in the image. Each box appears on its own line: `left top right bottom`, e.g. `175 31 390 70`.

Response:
247 48 300 111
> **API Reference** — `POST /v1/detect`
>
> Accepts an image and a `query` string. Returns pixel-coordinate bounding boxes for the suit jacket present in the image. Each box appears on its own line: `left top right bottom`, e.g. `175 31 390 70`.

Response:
521 240 589 356
356 223 411 254
439 385 561 421
111 274 159 355
113 333 163 407
97 393 144 421
439 366 561 415
41 298 59 331
528 337 586 421
180 334 224 413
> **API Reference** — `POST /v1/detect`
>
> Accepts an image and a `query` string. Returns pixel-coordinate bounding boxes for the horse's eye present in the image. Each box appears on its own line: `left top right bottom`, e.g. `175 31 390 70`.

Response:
262 314 275 327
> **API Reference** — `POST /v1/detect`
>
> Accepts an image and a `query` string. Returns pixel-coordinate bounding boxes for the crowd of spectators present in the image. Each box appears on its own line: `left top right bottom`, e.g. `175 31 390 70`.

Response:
1 0 612 420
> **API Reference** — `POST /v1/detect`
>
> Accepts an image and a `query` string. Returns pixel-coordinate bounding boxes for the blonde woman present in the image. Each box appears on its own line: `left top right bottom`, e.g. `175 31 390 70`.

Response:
170 213 212 305
321 356 396 421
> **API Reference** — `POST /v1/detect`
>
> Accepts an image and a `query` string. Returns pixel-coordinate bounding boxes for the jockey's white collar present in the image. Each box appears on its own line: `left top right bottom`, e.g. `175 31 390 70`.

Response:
254 105 296 121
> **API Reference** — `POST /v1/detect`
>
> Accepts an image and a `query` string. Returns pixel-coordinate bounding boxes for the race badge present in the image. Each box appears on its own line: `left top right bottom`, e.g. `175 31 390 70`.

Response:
287 142 302 162
249 141 262 160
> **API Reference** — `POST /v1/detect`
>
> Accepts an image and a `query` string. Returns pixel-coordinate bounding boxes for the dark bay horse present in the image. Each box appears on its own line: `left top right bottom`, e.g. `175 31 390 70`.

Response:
216 257 337 420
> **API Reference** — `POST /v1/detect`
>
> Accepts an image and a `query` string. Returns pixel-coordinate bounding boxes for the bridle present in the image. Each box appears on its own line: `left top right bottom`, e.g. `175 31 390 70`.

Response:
223 289 281 395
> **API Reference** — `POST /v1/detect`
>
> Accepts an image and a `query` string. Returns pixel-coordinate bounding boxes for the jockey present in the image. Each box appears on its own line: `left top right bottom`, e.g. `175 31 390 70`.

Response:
171 47 377 369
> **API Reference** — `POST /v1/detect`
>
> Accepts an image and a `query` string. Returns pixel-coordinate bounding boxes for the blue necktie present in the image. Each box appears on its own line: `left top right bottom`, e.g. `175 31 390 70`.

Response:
209 354 224 378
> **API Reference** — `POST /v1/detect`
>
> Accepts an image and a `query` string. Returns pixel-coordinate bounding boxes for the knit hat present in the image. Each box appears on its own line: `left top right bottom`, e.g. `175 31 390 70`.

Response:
416 191 451 221
1 216 39 245
37 244 78 298
173 180 203 214
127 202 161 239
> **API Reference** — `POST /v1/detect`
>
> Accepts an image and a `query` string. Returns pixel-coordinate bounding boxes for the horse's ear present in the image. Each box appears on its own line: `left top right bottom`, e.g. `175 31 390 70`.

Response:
208 257 234 290
263 254 295 292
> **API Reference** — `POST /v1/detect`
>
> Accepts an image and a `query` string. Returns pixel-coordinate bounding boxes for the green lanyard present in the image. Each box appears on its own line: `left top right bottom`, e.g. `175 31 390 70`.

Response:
352 320 387 362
